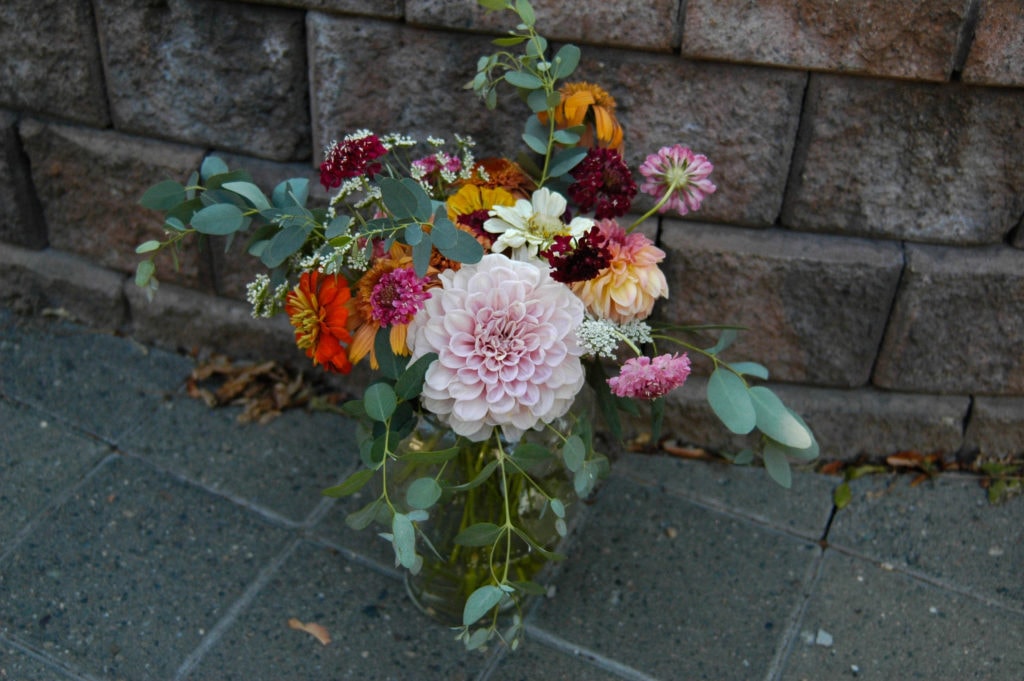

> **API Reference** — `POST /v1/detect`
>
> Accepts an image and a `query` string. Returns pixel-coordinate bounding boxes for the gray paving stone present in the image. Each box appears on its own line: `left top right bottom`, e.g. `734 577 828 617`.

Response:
0 399 109 553
0 317 191 443
614 454 836 540
781 551 1024 680
531 476 819 680
182 540 485 681
120 395 361 525
486 643 626 681
0 640 80 681
0 455 292 681
828 474 1024 611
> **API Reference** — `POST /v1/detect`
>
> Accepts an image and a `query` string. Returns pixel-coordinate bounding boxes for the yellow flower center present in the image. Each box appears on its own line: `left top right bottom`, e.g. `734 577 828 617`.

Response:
289 292 322 351
527 213 568 240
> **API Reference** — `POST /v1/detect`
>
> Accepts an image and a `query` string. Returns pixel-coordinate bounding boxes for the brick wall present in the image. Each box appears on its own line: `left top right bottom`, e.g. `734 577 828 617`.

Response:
2 0 1022 461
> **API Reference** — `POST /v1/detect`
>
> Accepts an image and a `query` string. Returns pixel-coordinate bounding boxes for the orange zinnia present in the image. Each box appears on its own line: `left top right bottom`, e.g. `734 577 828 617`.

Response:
545 82 624 151
285 271 354 374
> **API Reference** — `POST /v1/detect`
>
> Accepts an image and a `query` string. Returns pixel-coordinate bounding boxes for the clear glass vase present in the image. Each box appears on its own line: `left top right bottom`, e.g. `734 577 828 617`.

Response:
390 413 579 626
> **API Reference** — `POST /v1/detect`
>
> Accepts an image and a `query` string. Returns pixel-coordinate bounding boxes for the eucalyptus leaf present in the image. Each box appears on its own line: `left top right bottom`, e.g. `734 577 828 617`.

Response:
505 70 544 90
272 178 309 208
706 328 738 355
448 459 499 492
492 35 528 46
405 221 424 246
463 585 504 626
399 446 461 465
374 329 408 380
139 180 186 211
260 223 307 268
454 522 503 547
430 212 459 249
547 146 588 178
394 352 437 400
527 88 552 113
326 214 352 239
200 156 229 181
345 498 384 530
391 512 418 569
164 216 187 232
552 129 581 145
749 386 813 449
401 178 434 221
364 383 398 423
706 368 756 435
322 468 375 498
763 443 793 489
522 132 548 155
436 229 484 264
191 203 244 235
135 240 161 254
380 177 419 219
509 441 553 469
412 236 433 277
550 498 565 518
406 477 442 510
510 580 547 596
223 181 271 211
552 44 581 79
135 259 155 287
730 361 770 380
562 435 585 472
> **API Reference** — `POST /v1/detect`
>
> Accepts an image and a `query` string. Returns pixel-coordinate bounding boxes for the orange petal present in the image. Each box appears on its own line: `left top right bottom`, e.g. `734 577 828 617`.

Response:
288 618 331 645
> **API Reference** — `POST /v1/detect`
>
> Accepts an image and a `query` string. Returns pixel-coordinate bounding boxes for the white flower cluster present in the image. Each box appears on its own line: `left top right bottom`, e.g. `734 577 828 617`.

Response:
577 318 653 359
245 274 289 319
380 132 417 149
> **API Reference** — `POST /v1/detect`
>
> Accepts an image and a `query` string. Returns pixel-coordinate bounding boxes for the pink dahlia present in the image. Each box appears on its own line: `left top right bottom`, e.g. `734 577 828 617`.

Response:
571 219 668 323
638 145 716 216
406 253 586 442
608 353 692 399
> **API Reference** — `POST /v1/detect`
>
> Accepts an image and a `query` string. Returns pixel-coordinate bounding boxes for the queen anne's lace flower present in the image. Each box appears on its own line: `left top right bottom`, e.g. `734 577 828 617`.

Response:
407 253 586 442
484 188 593 261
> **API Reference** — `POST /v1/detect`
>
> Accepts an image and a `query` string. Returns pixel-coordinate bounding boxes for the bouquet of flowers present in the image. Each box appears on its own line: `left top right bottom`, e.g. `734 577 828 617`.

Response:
135 0 817 651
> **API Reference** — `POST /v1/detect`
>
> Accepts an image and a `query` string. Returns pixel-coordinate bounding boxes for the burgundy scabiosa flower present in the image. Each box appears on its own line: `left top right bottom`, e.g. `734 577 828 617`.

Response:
319 131 388 190
540 226 612 284
568 147 638 220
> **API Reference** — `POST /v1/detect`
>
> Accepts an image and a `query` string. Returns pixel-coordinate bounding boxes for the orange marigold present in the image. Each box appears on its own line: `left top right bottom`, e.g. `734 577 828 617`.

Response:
285 271 354 374
544 82 624 151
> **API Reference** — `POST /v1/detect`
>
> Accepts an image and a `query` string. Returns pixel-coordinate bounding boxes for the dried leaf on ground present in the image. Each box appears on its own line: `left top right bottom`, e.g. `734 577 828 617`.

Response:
287 617 331 645
186 354 323 423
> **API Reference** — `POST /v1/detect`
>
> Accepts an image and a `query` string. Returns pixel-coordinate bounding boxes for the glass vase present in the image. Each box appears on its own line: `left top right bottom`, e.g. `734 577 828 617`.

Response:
390 413 579 626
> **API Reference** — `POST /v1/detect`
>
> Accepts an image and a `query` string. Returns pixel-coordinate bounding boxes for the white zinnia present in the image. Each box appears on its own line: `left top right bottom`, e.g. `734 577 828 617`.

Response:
484 187 594 261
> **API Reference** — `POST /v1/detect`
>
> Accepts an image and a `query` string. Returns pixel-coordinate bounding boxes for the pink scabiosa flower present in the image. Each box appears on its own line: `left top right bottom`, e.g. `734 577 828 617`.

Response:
638 145 716 216
568 147 638 220
406 253 586 442
571 219 668 323
608 353 692 399
319 131 388 190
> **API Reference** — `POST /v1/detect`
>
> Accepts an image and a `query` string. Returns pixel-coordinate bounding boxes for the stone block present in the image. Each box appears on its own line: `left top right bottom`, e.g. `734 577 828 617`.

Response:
663 378 968 461
658 221 903 386
0 111 45 248
0 0 109 126
963 396 1024 457
18 118 208 290
125 279 301 365
782 75 1024 245
238 0 402 18
307 13 525 161
573 51 806 227
682 0 967 82
94 0 310 161
874 243 1024 395
961 0 1024 86
0 244 127 330
406 0 680 52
